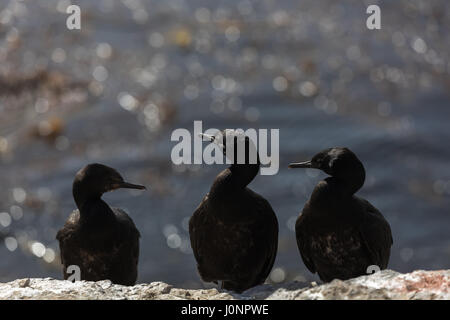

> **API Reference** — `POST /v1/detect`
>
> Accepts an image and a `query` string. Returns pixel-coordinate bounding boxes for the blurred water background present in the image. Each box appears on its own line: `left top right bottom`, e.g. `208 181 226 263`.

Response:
0 0 449 288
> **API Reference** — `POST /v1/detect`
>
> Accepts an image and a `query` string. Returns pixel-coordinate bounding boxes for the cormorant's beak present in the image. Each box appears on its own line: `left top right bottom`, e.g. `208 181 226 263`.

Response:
199 132 225 151
114 182 146 190
288 160 314 169
198 133 215 142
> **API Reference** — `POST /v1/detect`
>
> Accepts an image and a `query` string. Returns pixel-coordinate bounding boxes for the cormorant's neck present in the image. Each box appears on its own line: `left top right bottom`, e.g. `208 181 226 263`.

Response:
230 162 260 187
210 162 260 195
73 182 103 212
72 181 116 227
329 163 365 196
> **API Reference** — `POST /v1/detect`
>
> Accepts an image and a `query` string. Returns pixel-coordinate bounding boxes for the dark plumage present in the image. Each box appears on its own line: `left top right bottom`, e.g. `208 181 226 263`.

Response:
190 130 279 293
56 163 146 285
289 147 393 282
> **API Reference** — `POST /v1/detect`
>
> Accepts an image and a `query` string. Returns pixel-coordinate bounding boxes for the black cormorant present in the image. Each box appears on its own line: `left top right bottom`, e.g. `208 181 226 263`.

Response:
56 163 145 285
189 130 279 293
289 147 393 282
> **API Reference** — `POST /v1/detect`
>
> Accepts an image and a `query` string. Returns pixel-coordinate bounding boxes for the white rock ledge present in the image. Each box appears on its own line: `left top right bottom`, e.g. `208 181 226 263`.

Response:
0 270 448 300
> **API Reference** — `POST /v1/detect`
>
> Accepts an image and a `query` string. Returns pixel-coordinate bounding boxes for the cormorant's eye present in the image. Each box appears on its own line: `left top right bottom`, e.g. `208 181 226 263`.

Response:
311 156 321 168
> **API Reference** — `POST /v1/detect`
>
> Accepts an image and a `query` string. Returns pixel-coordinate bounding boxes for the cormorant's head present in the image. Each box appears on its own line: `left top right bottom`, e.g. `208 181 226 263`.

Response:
73 163 146 207
288 147 365 180
199 129 259 165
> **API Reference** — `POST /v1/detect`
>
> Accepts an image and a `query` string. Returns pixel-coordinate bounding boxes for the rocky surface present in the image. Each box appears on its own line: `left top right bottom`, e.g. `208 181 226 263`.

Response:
0 270 448 300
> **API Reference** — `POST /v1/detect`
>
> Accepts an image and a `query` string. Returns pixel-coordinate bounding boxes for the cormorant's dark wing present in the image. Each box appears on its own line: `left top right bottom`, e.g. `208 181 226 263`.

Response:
190 187 278 291
295 204 316 274
56 210 81 267
114 208 141 239
113 208 140 282
357 198 393 269
252 196 279 285
56 208 140 285
189 194 208 272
